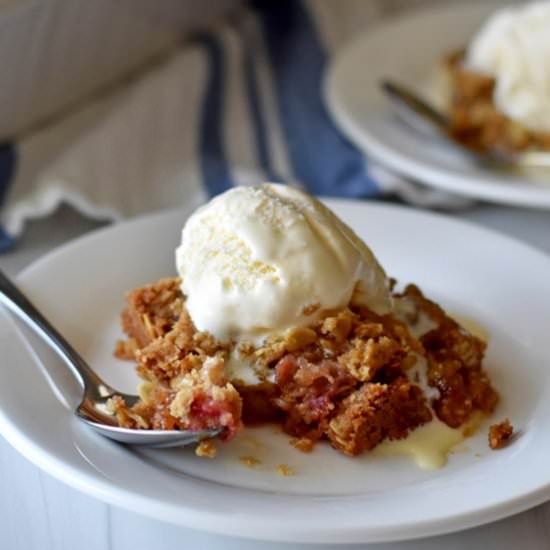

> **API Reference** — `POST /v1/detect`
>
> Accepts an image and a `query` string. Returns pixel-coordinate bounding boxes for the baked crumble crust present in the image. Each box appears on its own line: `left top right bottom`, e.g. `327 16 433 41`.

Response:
113 278 499 456
115 277 184 359
328 378 432 455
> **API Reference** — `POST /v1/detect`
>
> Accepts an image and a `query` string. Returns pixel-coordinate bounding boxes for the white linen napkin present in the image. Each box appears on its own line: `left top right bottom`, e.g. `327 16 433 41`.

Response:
0 0 470 252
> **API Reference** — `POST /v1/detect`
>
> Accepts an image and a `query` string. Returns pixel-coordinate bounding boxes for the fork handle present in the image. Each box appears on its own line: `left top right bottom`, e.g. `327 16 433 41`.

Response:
0 269 111 397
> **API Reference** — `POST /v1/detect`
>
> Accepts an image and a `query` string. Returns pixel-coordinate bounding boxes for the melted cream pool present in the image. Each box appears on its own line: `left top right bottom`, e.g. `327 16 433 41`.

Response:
451 314 490 342
374 412 484 470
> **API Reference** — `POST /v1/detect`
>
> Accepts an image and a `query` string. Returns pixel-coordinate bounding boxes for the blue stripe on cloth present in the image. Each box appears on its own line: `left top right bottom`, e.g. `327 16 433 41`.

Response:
0 142 16 252
196 34 233 197
242 25 280 183
253 0 379 197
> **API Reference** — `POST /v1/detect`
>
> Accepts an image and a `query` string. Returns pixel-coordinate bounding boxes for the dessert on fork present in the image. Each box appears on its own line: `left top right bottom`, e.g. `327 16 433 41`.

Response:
112 183 504 464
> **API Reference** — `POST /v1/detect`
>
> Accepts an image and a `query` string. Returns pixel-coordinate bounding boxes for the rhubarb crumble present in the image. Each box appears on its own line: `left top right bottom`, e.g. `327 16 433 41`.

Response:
110 183 504 463
437 3 550 155
442 51 550 155
112 277 499 457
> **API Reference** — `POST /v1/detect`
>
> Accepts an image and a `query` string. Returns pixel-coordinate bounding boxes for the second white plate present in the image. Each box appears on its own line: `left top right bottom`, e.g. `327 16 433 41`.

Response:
324 1 550 209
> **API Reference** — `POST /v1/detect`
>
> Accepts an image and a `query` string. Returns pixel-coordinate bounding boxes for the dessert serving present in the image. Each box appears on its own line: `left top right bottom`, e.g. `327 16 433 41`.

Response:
438 2 550 154
112 184 505 461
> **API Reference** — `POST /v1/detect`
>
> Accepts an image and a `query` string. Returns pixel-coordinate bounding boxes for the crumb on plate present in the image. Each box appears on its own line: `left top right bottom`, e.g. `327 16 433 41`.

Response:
488 419 514 450
277 464 295 477
196 439 217 458
290 437 314 453
239 455 261 468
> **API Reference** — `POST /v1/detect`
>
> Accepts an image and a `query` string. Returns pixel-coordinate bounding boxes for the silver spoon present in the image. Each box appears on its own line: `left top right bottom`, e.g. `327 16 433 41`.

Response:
381 79 550 170
0 269 221 448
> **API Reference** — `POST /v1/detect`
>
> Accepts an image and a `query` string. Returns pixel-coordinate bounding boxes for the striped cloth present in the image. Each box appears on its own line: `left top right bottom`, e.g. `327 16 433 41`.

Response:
0 0 466 253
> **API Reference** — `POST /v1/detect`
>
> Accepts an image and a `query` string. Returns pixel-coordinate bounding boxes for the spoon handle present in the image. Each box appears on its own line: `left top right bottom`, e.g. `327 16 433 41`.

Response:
381 80 449 134
0 269 109 395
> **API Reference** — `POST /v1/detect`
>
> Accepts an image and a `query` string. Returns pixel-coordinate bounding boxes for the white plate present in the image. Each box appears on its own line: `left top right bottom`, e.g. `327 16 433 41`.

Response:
1 200 550 544
324 2 550 209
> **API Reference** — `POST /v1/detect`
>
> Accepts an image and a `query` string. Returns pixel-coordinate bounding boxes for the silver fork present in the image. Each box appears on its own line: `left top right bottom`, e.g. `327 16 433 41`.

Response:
0 269 220 448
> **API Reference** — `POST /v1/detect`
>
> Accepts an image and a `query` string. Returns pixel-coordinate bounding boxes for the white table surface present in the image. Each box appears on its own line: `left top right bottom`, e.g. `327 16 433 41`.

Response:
0 202 549 550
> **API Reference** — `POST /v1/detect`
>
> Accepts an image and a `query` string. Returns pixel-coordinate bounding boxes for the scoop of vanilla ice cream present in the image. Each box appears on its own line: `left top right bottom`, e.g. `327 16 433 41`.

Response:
465 2 550 132
175 184 391 341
